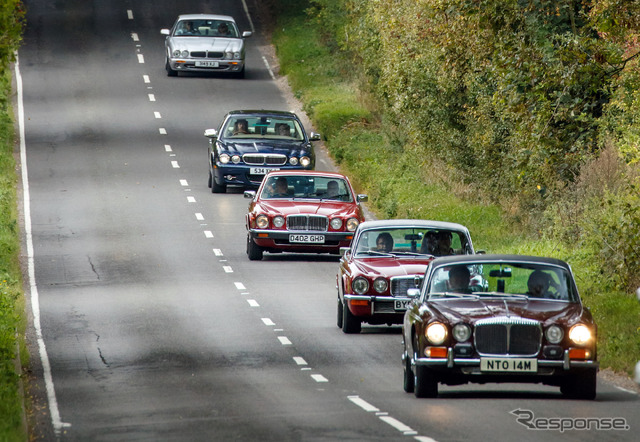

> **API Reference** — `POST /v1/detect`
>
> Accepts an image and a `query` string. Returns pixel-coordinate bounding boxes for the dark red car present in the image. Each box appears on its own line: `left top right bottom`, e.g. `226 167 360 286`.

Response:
337 220 477 333
244 171 367 260
402 254 598 399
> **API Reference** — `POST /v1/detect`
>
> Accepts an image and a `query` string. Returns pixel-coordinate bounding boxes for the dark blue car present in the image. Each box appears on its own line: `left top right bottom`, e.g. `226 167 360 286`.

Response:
205 110 320 193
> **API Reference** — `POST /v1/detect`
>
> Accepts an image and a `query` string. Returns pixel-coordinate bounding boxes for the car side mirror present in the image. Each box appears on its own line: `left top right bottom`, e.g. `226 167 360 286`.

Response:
242 31 252 38
407 288 421 299
204 129 218 139
309 132 321 141
160 29 170 36
357 194 368 203
244 190 256 199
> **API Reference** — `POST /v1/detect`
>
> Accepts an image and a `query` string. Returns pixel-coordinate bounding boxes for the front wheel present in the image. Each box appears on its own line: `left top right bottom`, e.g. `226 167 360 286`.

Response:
166 58 177 77
341 300 361 334
403 353 415 393
247 235 263 261
337 296 344 329
211 175 227 193
414 365 438 398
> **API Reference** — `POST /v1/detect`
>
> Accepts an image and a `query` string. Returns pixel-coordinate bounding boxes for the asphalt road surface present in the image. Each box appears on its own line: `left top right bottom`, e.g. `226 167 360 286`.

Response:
17 0 639 441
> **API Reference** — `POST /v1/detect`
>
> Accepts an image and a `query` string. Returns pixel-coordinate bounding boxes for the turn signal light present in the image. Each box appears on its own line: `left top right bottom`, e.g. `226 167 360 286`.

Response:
568 348 591 360
425 347 447 358
257 233 269 238
350 300 370 306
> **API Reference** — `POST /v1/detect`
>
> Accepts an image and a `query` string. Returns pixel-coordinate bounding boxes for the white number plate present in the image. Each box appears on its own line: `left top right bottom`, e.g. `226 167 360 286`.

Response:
394 300 410 311
195 61 219 67
250 167 279 175
480 358 537 373
289 234 325 244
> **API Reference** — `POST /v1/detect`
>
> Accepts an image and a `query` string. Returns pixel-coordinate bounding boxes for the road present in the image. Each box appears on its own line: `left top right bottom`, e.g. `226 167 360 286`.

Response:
17 0 639 441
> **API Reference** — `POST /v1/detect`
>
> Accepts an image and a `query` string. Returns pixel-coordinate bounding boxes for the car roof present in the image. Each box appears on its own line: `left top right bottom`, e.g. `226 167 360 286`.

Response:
429 253 571 270
226 110 299 118
264 170 348 179
357 219 470 234
177 14 236 23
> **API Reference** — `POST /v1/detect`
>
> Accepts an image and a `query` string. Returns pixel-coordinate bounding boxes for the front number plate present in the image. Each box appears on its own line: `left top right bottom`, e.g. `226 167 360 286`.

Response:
394 300 409 311
289 234 325 244
195 61 219 67
250 167 279 175
480 358 537 373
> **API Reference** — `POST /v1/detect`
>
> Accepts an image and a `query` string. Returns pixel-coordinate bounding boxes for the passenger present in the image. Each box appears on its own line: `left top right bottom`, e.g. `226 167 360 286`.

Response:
434 231 454 256
271 177 289 198
277 123 291 136
448 265 472 294
527 270 553 298
217 22 231 36
326 180 339 199
420 230 438 255
178 21 199 35
375 232 394 253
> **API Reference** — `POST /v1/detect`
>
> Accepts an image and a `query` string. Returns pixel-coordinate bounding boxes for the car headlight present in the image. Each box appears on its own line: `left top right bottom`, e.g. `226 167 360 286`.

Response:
425 322 447 345
569 324 592 345
272 216 285 228
346 218 359 232
373 277 388 293
545 325 564 344
231 155 241 164
256 215 269 229
289 157 299 166
300 156 311 167
218 153 231 164
352 277 369 295
234 51 242 59
225 51 233 59
330 218 343 230
452 323 471 342
173 49 188 58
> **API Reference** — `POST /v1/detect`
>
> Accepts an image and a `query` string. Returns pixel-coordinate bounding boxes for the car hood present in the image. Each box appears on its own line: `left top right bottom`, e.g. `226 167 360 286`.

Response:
257 200 357 217
426 298 588 326
351 256 433 278
171 36 242 52
220 140 310 154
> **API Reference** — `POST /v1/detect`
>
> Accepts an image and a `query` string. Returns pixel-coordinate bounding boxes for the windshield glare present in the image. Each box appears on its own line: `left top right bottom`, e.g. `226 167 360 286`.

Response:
427 262 576 301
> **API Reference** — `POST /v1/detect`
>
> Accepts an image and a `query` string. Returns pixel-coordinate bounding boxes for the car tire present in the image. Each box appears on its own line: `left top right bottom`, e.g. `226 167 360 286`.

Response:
414 365 438 398
208 170 213 188
560 369 597 399
235 66 245 79
336 296 344 329
211 176 227 193
166 59 178 77
247 235 263 261
403 353 415 393
341 300 361 334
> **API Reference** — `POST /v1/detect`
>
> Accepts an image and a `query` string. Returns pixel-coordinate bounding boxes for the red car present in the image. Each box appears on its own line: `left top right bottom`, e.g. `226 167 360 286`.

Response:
337 219 478 333
244 171 368 260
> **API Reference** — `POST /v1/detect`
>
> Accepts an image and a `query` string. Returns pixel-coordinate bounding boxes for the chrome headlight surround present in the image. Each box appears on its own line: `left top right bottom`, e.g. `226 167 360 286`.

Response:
272 216 285 228
352 277 369 295
346 218 359 232
425 322 447 345
233 51 242 59
289 157 299 166
218 153 231 164
300 156 311 167
452 323 471 342
569 324 592 345
231 155 241 164
330 218 343 230
173 49 189 58
545 325 564 344
373 277 388 294
256 215 269 229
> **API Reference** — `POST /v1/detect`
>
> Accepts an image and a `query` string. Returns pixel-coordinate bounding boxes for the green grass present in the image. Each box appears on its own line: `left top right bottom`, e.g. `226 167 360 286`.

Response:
272 1 640 377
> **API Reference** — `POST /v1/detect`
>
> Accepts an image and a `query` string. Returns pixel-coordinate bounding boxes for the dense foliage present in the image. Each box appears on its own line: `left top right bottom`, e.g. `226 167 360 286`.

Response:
0 0 26 439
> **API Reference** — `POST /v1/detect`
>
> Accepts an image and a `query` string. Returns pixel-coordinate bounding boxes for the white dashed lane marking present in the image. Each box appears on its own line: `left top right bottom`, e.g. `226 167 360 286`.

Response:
159 128 167 134
148 94 156 101
213 249 223 256
234 282 246 290
261 318 275 326
127 10 133 19
223 266 233 273
137 54 144 63
154 111 161 119
195 213 204 221
204 231 213 238
293 357 307 366
278 336 292 345
143 75 150 83
171 161 180 168
311 374 328 383
247 299 259 307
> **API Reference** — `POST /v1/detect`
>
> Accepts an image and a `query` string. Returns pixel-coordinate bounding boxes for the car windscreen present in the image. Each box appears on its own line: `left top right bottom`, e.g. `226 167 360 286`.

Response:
426 262 577 301
354 228 471 256
260 175 352 201
173 20 239 37
223 116 305 140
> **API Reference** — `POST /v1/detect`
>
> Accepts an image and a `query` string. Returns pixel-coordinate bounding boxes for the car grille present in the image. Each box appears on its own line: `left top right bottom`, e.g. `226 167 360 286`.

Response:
286 215 328 231
190 51 224 59
373 302 395 313
474 317 541 356
390 276 423 297
243 154 288 166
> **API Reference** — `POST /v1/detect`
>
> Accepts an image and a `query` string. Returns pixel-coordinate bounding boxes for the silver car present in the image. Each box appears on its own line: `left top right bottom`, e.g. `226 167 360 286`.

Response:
161 14 252 78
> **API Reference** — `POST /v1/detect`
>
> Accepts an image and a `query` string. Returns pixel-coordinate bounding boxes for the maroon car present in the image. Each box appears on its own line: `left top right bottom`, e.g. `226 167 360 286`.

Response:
244 171 367 260
402 254 598 399
337 220 477 333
